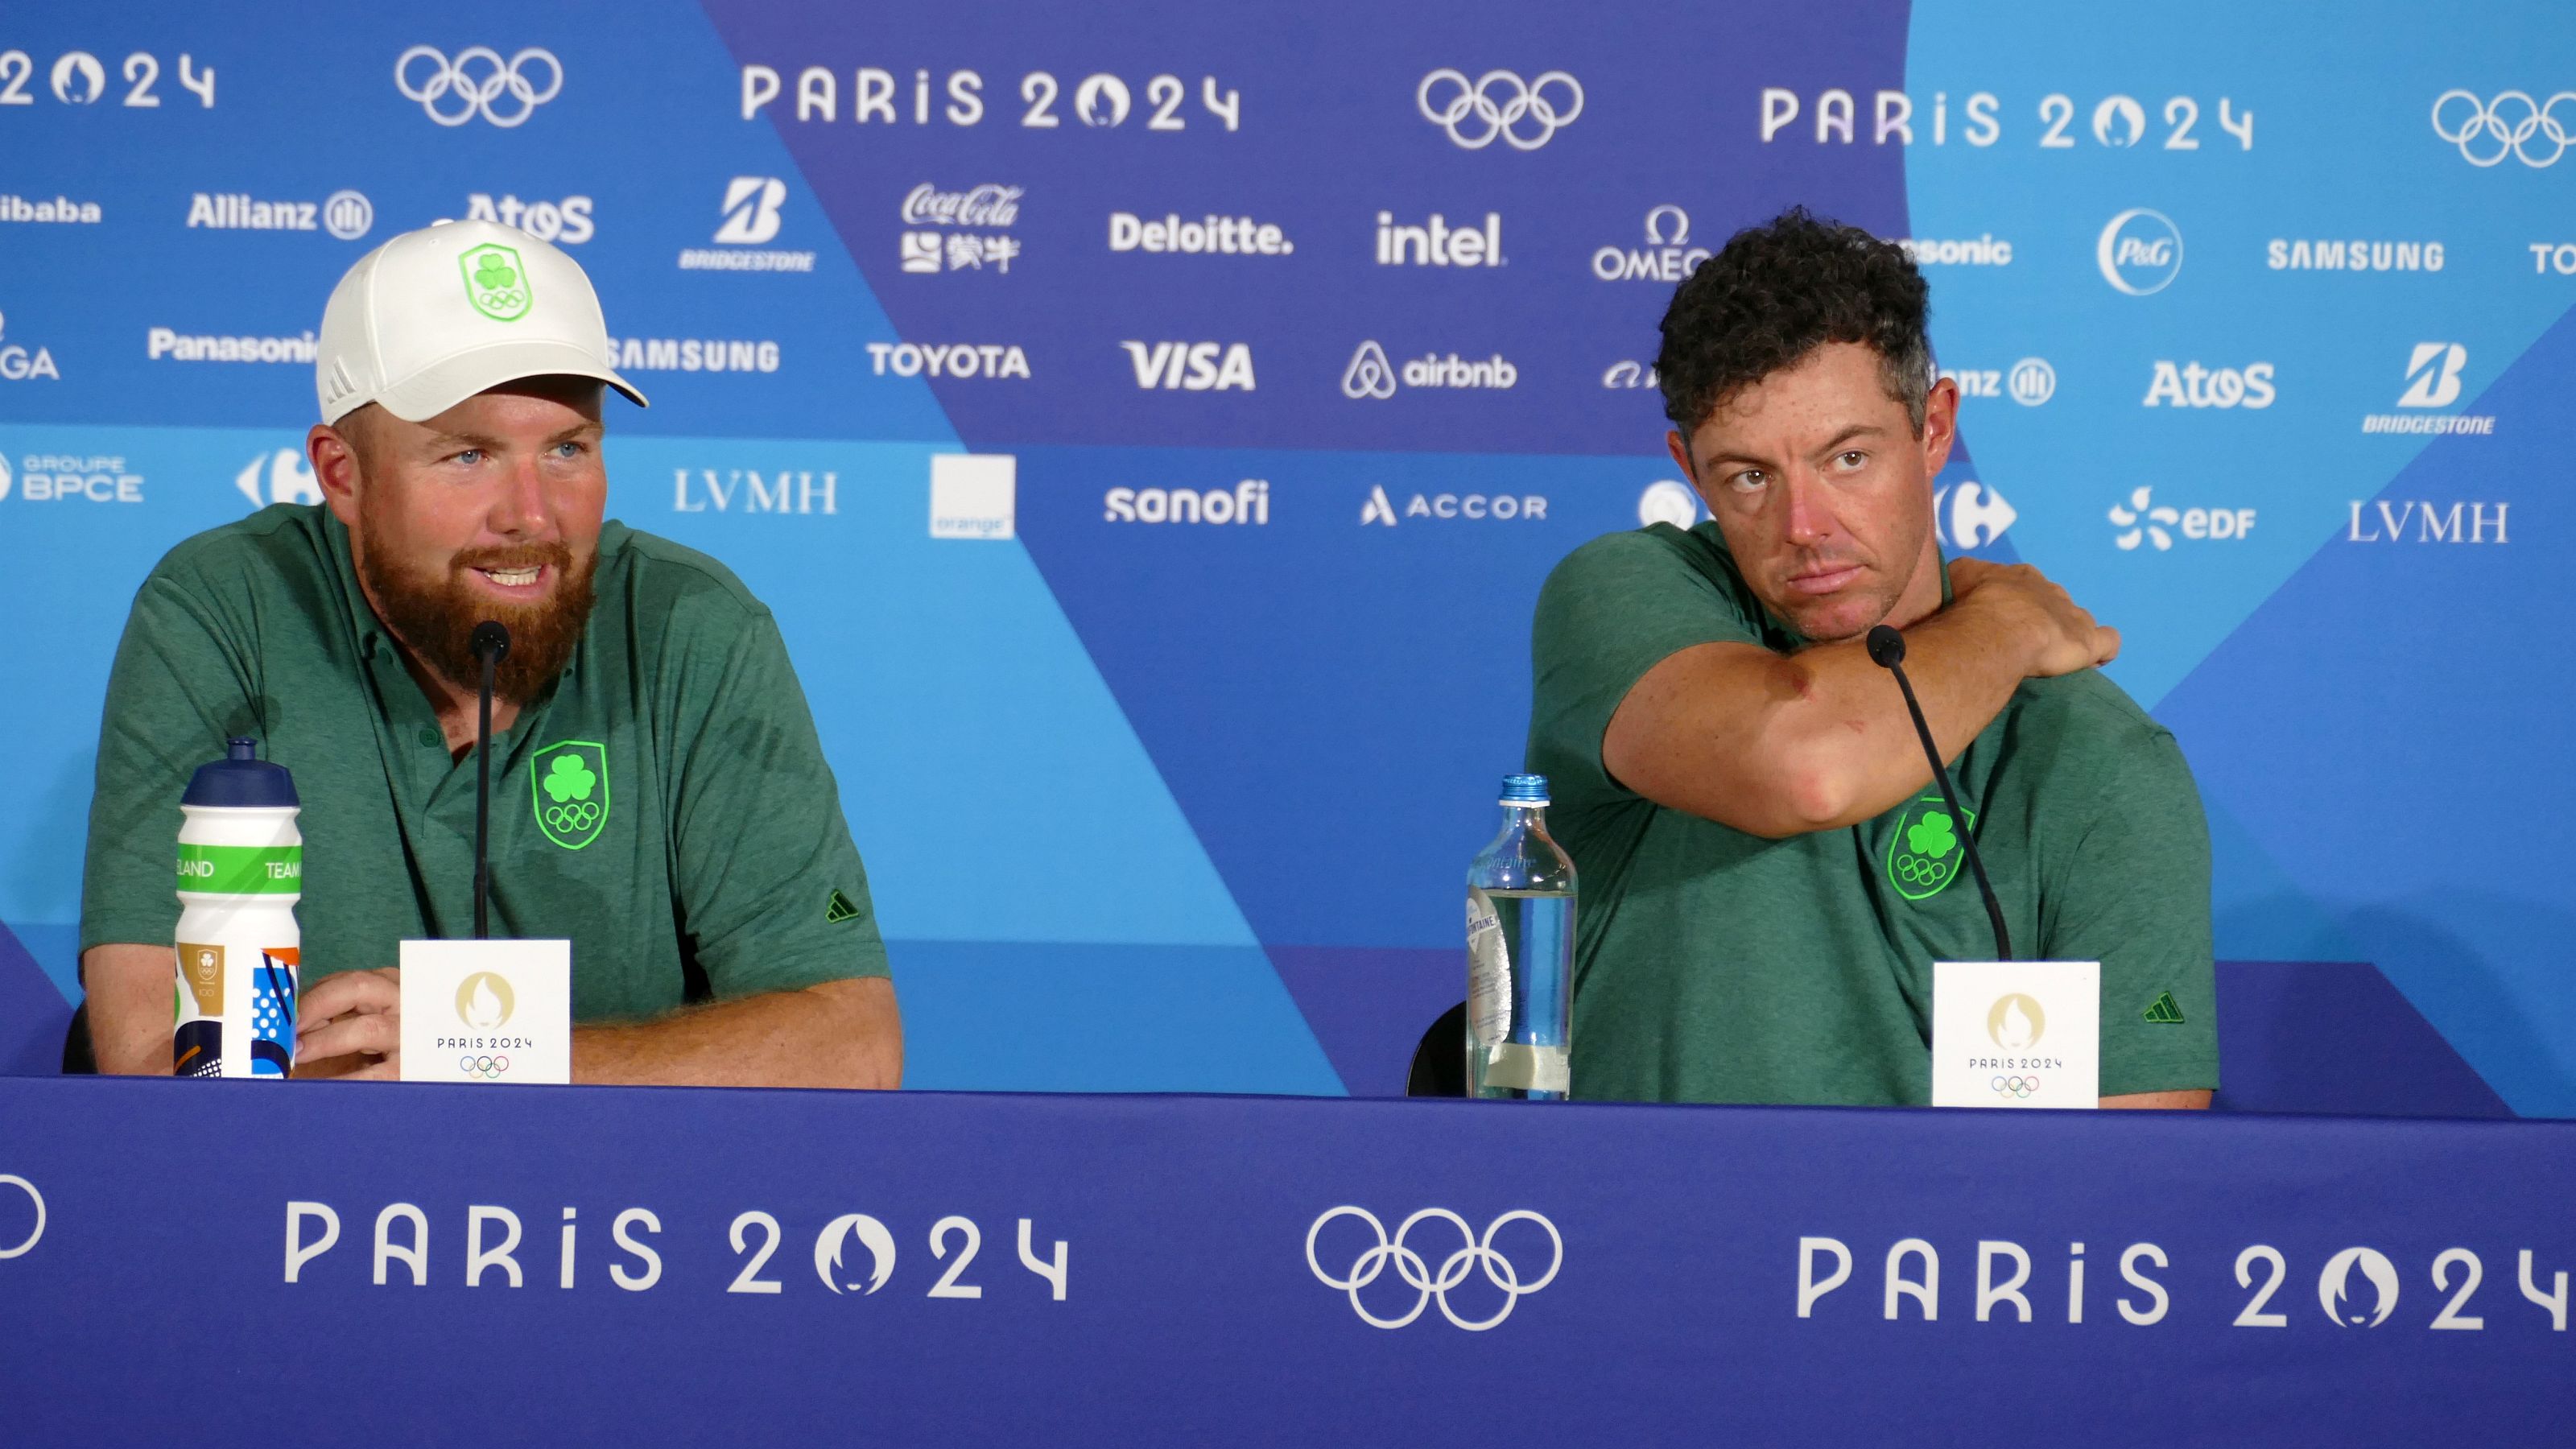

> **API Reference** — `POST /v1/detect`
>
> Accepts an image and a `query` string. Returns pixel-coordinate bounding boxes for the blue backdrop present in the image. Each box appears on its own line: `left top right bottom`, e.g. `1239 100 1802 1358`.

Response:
2 1 2570 1109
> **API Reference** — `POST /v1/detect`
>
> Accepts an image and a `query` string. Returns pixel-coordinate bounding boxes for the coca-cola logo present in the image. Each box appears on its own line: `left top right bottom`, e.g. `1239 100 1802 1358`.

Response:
900 184 1023 229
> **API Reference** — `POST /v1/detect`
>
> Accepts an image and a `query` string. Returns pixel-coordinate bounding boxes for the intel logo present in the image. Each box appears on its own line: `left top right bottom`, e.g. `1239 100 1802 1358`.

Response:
2097 208 2182 296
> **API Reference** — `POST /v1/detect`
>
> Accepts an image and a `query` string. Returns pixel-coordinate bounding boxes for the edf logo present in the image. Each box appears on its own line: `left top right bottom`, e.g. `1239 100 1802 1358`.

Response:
2097 209 2183 295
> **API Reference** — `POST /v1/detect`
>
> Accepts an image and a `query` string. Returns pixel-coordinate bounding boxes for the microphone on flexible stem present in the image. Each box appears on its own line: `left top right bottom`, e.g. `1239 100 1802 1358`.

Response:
1865 625 2012 962
469 621 511 940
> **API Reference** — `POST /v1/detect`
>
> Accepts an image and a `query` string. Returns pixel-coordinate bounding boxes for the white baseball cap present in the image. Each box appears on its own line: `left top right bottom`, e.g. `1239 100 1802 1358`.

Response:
315 217 646 424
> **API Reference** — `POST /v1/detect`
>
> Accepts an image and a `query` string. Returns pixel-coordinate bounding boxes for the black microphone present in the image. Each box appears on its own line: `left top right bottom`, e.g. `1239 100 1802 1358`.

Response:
469 621 511 940
1865 624 2012 961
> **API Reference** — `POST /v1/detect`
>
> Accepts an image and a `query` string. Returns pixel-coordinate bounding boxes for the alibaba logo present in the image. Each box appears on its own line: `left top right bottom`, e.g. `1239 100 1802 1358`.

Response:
456 972 514 1030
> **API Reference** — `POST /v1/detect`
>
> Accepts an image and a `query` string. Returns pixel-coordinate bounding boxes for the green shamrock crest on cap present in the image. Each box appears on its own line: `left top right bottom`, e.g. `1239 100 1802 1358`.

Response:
459 242 533 321
543 753 597 803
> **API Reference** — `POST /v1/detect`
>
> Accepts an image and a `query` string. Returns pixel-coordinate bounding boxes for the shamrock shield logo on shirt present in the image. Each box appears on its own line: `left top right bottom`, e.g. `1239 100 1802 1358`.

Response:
532 740 609 849
1885 795 1975 902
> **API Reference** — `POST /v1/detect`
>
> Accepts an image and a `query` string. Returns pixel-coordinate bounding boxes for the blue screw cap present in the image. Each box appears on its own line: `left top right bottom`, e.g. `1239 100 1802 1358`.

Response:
1500 774 1549 805
181 737 300 809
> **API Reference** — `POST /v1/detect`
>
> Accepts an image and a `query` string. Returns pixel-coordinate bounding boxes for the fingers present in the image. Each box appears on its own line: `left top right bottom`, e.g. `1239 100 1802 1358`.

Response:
297 1010 398 1063
298 967 399 1024
2093 625 2122 664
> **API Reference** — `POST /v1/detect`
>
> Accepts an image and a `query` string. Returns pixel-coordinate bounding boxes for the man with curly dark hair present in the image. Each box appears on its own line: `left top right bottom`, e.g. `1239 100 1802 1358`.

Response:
1525 207 2217 1108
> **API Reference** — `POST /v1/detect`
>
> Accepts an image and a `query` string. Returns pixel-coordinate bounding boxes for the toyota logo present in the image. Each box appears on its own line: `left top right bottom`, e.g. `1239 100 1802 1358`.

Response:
1417 69 1584 151
1305 1206 1562 1330
395 46 564 128
2432 89 2576 168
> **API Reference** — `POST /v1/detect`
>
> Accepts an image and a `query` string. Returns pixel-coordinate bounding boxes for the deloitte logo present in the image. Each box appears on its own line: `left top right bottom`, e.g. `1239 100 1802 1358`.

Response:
2097 208 2182 295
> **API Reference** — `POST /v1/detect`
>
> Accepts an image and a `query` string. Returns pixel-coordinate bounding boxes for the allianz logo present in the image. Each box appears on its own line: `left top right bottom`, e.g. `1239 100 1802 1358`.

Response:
1343 341 1517 399
188 189 373 241
671 468 840 514
1122 341 1256 391
2143 360 2274 409
866 342 1031 379
1104 481 1269 525
1945 358 2054 406
1376 211 1502 267
1360 485 1546 526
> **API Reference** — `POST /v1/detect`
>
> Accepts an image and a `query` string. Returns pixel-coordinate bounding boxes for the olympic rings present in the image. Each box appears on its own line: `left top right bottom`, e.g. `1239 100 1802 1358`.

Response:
1417 69 1584 151
1306 1206 1562 1330
2432 89 2576 169
396 46 564 129
1894 854 1951 886
459 1054 511 1080
543 801 601 834
1990 1075 2040 1100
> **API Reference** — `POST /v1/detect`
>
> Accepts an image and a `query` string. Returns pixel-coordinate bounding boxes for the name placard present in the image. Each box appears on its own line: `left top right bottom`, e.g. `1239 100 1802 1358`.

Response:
1930 960 2099 1108
398 939 572 1084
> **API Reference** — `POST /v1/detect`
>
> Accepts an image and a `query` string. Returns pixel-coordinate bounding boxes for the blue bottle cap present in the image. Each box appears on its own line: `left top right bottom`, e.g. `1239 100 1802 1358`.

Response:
1500 774 1549 805
181 737 300 809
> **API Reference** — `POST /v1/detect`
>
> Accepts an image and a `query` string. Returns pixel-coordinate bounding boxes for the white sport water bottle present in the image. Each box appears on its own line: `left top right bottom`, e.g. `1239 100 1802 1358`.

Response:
172 737 303 1078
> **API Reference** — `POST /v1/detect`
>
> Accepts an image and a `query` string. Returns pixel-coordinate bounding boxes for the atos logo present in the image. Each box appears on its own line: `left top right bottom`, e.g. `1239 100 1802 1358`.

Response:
2097 208 2182 295
2143 361 2275 409
1121 341 1256 391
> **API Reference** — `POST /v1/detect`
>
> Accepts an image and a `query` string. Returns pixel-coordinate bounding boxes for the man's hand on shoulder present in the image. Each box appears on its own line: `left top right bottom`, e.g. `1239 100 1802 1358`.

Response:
1946 558 2120 678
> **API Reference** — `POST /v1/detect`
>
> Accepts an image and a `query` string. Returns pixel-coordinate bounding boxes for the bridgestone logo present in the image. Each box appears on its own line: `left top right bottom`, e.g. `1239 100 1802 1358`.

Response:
2360 414 2495 435
147 328 319 363
677 249 815 272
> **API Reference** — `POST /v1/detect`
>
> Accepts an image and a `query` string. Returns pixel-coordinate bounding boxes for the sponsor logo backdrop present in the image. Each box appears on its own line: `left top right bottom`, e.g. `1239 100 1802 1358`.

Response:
1 0 2570 1111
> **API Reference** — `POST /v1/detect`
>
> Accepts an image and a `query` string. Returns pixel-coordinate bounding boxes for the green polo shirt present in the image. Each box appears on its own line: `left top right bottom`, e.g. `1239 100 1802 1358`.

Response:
81 504 888 1020
1527 523 2219 1104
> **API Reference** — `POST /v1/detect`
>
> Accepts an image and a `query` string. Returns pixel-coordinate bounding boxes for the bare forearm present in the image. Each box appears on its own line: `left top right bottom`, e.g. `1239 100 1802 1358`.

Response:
572 976 902 1088
1761 593 2036 829
82 944 177 1075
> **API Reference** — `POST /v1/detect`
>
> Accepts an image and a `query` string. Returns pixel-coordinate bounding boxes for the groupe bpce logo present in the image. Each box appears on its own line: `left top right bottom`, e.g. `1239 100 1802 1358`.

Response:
2432 90 2576 168
1305 1206 1562 1330
1417 69 1583 151
395 46 564 127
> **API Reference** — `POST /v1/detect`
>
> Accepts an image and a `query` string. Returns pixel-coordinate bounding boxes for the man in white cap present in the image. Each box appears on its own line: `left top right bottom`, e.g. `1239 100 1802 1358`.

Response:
77 220 902 1084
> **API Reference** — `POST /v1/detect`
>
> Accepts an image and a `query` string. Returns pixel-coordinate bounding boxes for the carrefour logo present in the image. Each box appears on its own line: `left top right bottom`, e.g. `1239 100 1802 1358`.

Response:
2097 208 2183 295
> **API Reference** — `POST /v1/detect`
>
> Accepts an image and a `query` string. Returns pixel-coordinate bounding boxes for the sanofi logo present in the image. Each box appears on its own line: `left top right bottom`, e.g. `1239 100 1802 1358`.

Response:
2097 208 2182 295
